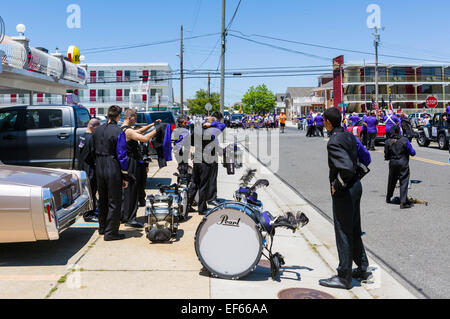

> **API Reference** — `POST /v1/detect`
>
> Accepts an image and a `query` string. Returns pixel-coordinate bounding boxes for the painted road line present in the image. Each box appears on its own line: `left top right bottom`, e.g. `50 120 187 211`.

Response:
374 150 450 166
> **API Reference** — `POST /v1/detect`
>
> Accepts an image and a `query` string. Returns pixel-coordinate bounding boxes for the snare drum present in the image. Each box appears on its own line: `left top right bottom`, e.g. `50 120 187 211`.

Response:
194 202 264 280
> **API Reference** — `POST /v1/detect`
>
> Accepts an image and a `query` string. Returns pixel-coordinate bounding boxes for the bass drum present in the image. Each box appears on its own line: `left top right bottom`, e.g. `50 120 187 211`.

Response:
195 202 263 280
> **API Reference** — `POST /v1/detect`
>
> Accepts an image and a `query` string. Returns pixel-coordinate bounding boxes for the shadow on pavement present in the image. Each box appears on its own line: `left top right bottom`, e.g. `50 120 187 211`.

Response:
198 264 313 282
0 228 96 267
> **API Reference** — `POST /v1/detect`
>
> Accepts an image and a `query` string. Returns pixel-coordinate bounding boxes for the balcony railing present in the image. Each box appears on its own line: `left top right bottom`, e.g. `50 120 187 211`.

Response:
77 95 170 106
344 94 449 102
343 75 450 83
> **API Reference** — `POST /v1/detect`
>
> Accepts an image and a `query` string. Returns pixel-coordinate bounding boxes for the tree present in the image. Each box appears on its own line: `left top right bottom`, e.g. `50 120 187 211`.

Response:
187 89 220 115
241 84 276 114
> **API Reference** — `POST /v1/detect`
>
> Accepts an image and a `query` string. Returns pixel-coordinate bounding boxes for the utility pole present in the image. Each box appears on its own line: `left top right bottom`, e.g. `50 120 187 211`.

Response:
220 0 226 116
208 72 211 100
180 25 184 116
220 0 226 143
374 26 380 110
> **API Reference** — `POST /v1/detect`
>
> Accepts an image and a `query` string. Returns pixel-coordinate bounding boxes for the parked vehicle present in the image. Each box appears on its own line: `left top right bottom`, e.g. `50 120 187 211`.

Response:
417 113 450 150
409 112 431 128
230 114 244 128
136 111 176 131
346 120 387 144
0 105 91 169
0 163 93 243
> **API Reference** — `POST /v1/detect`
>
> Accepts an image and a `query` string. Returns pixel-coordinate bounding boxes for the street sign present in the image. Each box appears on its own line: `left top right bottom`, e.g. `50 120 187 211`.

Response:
205 103 212 111
426 96 438 109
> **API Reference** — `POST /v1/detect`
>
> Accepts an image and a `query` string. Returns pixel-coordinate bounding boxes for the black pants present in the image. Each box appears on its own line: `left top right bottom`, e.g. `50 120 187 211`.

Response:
188 162 217 213
83 173 98 219
96 156 123 236
137 162 147 204
387 161 410 205
367 133 377 150
316 125 324 137
121 157 140 223
306 125 315 137
361 130 368 146
332 180 368 281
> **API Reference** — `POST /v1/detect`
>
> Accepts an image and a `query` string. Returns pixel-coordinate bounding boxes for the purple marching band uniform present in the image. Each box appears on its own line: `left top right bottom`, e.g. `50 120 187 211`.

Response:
315 114 324 137
350 115 360 126
383 113 400 137
446 105 450 114
365 115 378 150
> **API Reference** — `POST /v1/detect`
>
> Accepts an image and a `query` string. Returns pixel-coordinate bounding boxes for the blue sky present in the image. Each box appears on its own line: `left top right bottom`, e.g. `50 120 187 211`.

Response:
3 0 450 104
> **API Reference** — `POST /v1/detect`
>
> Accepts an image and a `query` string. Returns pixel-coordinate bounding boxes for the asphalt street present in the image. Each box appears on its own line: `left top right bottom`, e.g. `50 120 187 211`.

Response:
231 126 450 299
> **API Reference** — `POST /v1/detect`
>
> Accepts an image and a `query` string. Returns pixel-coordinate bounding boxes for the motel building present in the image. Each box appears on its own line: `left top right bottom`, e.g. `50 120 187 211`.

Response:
337 62 450 113
0 62 175 117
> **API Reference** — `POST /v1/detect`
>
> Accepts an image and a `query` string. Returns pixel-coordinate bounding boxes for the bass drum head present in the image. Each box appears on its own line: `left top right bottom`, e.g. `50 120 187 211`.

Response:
195 207 263 280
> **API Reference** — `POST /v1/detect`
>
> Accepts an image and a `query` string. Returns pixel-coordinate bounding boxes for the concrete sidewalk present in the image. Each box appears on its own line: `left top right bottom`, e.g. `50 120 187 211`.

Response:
0 147 417 299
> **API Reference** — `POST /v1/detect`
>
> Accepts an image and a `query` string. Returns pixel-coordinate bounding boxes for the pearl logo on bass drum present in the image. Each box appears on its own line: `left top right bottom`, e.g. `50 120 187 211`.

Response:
217 215 241 227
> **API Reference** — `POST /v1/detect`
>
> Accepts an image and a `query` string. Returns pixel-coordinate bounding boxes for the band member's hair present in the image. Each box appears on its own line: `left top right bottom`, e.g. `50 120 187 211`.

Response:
211 111 223 121
124 108 137 120
88 118 101 130
107 105 122 120
323 107 342 128
177 115 187 127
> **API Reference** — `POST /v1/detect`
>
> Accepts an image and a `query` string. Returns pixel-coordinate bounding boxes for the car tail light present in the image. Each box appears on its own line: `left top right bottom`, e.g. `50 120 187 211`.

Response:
43 188 59 240
46 203 52 222
171 124 176 131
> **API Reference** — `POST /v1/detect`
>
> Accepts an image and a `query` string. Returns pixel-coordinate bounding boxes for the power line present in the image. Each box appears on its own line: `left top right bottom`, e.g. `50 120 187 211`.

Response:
81 32 220 54
229 30 450 64
229 33 331 61
226 0 243 31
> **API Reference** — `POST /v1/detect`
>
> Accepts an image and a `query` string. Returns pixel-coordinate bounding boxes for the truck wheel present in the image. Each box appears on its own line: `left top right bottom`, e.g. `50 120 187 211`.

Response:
417 134 430 147
438 134 449 150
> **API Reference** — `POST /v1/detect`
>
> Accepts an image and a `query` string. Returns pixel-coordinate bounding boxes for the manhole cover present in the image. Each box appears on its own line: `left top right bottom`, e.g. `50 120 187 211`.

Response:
278 288 336 299
258 259 271 268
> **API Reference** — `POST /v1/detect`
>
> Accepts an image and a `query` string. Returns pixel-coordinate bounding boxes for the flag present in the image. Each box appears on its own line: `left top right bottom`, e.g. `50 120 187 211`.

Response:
389 94 394 112
371 97 381 116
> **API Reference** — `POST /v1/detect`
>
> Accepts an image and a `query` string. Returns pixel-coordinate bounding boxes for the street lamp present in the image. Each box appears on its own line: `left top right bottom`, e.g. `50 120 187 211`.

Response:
16 24 26 36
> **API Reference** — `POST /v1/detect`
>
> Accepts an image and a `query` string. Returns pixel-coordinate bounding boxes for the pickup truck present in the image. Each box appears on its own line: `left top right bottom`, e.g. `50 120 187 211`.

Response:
417 113 450 150
0 104 91 169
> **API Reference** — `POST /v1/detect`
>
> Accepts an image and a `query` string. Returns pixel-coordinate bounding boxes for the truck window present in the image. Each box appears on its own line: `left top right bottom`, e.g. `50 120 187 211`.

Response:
24 110 63 130
75 108 91 127
0 111 20 132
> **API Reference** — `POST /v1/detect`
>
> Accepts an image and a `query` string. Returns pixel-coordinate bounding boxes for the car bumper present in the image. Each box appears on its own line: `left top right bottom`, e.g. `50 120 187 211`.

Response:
56 189 92 232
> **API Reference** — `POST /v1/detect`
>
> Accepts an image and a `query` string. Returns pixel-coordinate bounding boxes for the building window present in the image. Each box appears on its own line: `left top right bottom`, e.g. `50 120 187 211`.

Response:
98 71 105 82
421 67 442 81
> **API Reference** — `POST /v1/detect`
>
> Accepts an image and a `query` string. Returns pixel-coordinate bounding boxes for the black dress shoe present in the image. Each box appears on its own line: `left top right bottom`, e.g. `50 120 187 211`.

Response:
99 229 105 235
83 215 99 223
352 268 373 280
400 203 412 209
386 197 391 204
104 234 126 241
319 276 352 290
207 200 221 206
125 220 144 228
138 200 146 207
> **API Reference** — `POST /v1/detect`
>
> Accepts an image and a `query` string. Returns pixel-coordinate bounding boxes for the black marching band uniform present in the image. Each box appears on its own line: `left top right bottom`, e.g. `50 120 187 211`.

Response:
93 120 129 240
321 126 370 289
384 126 416 208
188 119 226 214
